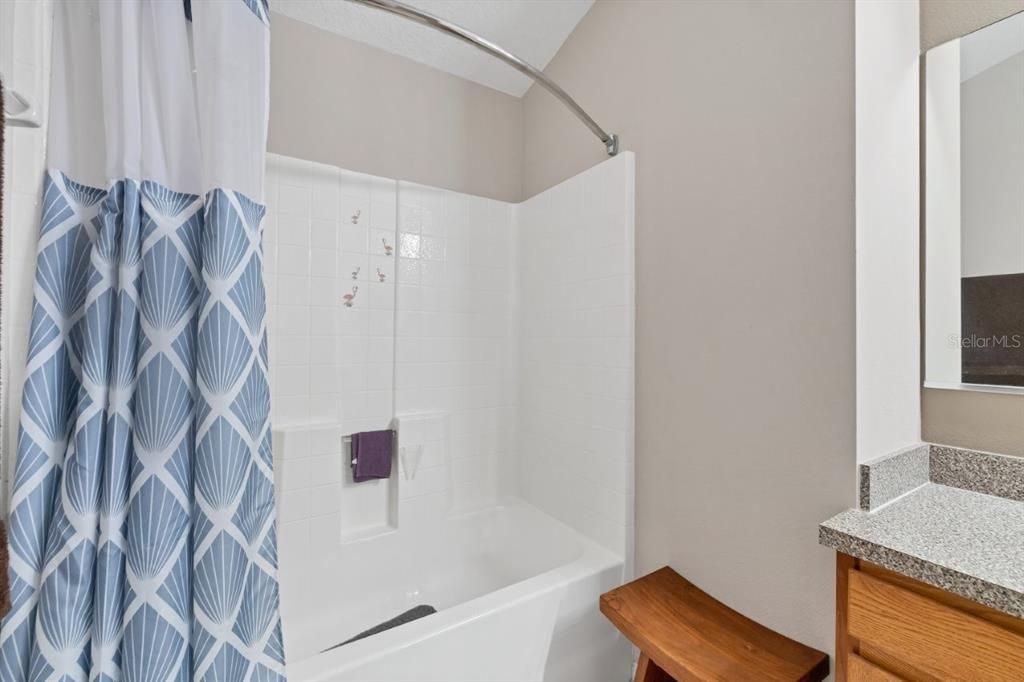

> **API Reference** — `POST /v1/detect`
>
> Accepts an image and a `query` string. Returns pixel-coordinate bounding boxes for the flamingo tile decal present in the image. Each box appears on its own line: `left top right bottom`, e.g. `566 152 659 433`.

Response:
351 209 361 224
377 267 387 282
351 266 361 280
343 285 359 307
382 237 393 256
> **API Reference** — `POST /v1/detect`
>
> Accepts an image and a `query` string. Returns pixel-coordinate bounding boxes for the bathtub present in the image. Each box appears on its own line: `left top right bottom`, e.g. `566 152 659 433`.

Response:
281 501 631 682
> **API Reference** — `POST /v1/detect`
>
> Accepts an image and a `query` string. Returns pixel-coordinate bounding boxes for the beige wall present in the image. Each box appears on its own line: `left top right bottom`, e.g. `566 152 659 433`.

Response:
921 0 1024 50
268 14 523 203
924 390 1024 456
522 0 856 659
920 1 1024 454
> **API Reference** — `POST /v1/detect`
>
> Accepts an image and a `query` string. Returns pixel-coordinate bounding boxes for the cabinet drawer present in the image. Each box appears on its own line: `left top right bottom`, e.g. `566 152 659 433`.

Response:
847 570 1024 680
849 654 903 682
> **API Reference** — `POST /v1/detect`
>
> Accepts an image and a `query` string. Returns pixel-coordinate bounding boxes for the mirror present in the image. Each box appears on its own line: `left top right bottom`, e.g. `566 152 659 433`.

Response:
925 11 1024 391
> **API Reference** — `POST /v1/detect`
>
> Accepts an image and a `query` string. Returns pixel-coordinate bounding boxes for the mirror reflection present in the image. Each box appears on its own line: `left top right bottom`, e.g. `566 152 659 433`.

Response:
925 11 1024 389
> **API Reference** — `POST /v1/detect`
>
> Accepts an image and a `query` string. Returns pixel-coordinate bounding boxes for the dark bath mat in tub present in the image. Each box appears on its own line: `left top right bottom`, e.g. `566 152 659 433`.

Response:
323 605 437 651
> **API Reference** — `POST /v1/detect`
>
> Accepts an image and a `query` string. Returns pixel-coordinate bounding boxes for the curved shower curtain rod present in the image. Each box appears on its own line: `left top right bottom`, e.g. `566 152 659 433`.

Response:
345 0 619 156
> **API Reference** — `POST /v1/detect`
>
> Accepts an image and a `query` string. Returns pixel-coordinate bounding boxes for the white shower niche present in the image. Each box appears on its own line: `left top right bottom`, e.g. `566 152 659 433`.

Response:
273 424 399 542
267 151 636 681
272 413 453 543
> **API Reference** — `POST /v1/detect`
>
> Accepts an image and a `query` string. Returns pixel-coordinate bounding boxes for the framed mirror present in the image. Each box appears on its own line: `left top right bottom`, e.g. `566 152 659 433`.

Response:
925 11 1024 392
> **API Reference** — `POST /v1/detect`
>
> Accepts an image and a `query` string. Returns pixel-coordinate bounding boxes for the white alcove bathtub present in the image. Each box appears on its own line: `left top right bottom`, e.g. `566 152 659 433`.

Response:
282 502 630 682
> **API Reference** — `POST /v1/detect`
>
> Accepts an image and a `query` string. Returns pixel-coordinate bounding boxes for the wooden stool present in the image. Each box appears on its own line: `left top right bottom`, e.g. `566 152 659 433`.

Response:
600 567 829 682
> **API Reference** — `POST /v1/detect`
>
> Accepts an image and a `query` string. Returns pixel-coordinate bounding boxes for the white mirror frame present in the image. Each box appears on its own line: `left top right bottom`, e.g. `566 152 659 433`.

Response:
924 23 1024 396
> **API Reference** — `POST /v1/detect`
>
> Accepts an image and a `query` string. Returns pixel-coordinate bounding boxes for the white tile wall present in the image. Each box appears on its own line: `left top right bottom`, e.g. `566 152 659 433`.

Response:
265 154 397 432
395 182 517 513
273 422 397 559
2 0 52 513
516 153 636 559
266 163 520 538
265 155 399 543
266 152 635 563
392 411 451 525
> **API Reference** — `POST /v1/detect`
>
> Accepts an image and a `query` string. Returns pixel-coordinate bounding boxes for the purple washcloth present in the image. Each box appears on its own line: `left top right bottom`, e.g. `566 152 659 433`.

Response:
351 430 394 482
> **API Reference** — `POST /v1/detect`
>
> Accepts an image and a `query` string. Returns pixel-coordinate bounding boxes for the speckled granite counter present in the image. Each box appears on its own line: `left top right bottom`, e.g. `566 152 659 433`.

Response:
819 444 1024 618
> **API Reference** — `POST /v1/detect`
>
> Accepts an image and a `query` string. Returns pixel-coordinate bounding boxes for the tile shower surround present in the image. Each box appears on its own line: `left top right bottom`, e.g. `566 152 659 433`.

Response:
264 156 397 430
264 153 635 565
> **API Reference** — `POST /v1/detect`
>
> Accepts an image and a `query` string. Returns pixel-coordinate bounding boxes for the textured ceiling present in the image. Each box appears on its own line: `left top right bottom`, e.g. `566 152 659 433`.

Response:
271 0 594 97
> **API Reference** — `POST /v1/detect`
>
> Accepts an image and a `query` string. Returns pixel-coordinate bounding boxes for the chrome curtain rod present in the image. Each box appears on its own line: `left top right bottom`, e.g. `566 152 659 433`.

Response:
344 0 619 156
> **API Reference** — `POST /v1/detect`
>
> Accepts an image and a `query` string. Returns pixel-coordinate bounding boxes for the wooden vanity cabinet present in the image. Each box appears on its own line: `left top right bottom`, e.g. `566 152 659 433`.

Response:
835 554 1024 681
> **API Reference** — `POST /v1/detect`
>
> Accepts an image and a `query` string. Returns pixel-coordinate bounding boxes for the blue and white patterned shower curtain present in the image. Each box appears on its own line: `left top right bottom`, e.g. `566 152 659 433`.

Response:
0 1 284 680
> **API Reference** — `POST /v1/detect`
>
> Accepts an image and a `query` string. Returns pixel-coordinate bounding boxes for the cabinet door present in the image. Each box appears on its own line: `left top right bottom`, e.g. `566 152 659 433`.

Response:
847 570 1024 681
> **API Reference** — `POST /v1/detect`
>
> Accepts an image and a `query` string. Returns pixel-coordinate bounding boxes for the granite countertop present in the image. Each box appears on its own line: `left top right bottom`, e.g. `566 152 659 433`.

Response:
819 444 1024 618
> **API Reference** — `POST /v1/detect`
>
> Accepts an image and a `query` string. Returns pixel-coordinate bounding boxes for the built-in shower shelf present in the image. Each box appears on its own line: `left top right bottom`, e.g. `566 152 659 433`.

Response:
272 422 398 543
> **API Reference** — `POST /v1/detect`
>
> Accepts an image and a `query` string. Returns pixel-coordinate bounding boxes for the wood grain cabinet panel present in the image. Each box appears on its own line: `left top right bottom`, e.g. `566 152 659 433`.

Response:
847 571 1024 680
835 554 1024 682
848 654 904 682
856 644 941 682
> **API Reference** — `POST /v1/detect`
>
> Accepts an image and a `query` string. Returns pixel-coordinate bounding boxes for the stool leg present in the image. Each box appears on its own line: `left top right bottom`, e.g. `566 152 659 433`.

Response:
635 653 674 682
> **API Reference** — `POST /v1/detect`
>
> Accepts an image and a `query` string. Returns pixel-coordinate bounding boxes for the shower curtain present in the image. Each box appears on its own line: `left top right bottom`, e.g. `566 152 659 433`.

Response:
0 1 284 680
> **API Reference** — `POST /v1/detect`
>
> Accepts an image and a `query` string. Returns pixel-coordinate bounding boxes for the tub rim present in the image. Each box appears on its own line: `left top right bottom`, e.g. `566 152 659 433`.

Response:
284 504 623 680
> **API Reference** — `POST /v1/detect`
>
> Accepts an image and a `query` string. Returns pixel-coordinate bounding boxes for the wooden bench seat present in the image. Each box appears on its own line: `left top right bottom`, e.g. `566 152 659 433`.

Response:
600 567 829 682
